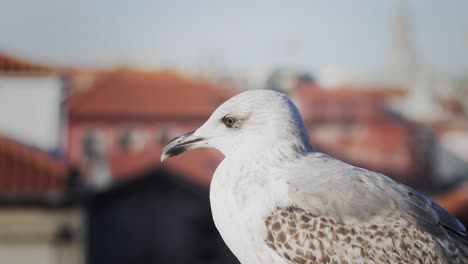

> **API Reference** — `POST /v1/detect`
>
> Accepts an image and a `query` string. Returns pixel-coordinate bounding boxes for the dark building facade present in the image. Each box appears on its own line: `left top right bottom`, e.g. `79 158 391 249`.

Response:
85 168 239 264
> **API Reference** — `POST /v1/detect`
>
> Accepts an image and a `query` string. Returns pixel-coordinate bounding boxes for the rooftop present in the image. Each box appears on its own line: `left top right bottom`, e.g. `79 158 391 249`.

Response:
0 135 68 200
68 69 234 120
0 53 55 75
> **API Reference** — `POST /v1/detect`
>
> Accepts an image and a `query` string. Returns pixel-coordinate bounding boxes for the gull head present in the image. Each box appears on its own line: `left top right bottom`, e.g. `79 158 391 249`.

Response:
161 89 314 161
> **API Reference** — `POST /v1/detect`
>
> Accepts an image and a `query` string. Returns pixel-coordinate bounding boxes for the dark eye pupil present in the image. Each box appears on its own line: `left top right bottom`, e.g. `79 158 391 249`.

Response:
222 116 236 128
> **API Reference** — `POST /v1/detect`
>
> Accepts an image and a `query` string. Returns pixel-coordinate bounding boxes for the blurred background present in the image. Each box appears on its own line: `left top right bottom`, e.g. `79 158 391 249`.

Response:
0 0 468 263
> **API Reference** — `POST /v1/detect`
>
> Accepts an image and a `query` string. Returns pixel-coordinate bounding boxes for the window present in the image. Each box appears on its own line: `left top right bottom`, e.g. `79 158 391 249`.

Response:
156 128 174 145
82 129 105 161
119 129 145 152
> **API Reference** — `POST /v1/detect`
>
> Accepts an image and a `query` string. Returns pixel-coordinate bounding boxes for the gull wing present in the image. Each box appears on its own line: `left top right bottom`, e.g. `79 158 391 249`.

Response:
265 153 468 263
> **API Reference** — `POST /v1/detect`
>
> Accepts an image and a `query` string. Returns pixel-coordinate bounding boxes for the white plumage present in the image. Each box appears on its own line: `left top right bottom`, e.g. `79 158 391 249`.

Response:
162 90 468 264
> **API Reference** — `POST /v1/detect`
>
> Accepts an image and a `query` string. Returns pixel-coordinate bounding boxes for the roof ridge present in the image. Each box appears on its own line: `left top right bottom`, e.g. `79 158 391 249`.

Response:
0 52 56 75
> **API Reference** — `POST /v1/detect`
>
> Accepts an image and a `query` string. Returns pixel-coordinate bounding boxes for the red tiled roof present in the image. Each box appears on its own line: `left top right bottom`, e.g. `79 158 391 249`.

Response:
68 69 234 120
0 135 68 198
292 85 392 103
108 144 222 187
292 85 406 107
291 86 391 123
0 53 55 75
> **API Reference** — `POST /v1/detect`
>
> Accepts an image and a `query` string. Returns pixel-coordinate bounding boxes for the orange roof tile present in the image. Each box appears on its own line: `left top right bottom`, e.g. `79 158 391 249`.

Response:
0 135 68 198
0 53 55 75
68 69 234 120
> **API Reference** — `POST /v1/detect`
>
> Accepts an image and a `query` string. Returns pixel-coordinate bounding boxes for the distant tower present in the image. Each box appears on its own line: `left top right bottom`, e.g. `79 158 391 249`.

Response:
388 6 419 85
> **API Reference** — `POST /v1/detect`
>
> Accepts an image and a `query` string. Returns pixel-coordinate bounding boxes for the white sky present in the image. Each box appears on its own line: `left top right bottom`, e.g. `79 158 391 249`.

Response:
1 0 467 75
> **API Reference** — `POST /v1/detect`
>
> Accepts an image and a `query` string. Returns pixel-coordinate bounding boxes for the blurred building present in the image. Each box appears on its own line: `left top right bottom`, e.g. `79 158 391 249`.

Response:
0 53 82 264
66 69 232 187
428 120 468 186
383 6 465 124
0 55 240 264
0 53 67 154
265 68 314 92
0 135 82 264
66 69 239 264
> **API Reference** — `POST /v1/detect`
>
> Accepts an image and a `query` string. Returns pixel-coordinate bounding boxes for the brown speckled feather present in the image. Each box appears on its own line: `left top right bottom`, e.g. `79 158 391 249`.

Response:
265 206 463 264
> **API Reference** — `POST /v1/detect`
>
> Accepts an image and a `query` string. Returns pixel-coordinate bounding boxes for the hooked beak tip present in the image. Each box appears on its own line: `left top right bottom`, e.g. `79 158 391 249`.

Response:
160 152 169 162
160 130 204 161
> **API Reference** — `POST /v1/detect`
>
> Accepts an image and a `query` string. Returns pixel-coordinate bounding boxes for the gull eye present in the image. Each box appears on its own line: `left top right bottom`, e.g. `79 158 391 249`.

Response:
222 116 237 128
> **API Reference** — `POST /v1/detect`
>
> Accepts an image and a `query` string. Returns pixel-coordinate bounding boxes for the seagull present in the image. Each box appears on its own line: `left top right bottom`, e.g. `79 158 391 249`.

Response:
161 90 468 264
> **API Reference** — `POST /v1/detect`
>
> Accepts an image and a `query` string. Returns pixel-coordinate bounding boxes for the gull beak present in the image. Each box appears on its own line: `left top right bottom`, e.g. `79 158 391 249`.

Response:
161 130 205 162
